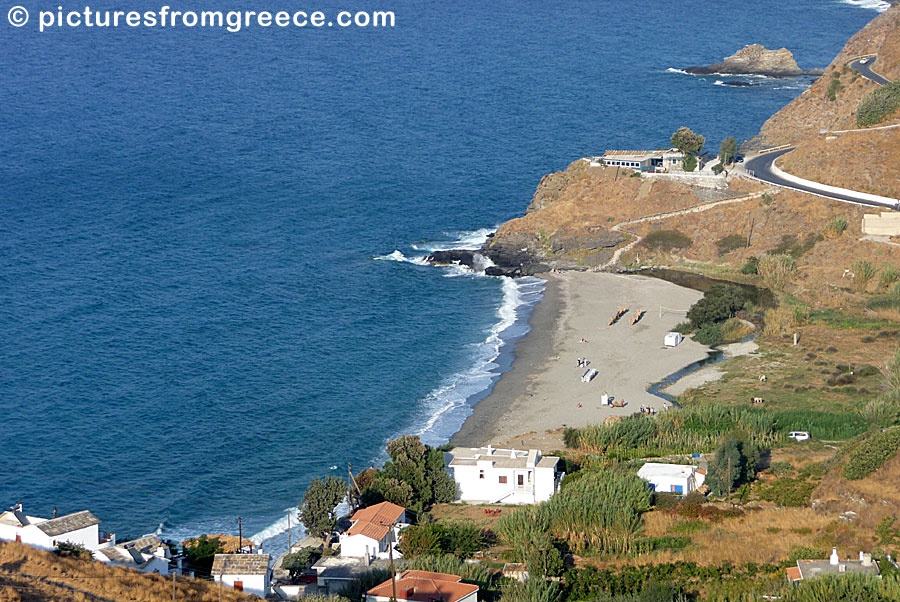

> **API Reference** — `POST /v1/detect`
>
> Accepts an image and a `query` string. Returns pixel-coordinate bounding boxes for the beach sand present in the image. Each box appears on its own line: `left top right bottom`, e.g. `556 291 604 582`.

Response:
451 271 711 447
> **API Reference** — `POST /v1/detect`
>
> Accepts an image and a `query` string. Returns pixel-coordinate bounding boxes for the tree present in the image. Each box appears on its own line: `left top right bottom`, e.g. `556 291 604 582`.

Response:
282 547 322 580
670 126 706 155
707 434 760 497
361 435 458 515
686 284 746 328
719 136 737 165
682 154 697 172
300 475 347 540
184 535 224 576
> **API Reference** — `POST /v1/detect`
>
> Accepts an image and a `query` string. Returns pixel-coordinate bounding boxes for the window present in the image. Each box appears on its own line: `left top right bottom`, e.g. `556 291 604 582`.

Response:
499 476 507 484
479 470 484 479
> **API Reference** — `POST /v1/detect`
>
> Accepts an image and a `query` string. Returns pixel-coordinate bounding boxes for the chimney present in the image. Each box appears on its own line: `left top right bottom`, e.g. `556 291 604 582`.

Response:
486 445 493 455
830 548 840 566
859 551 865 562
510 449 515 458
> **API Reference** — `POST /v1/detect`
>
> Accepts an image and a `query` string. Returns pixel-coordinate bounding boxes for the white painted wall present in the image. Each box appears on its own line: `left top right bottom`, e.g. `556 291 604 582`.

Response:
0 523 100 551
451 464 558 504
215 573 269 598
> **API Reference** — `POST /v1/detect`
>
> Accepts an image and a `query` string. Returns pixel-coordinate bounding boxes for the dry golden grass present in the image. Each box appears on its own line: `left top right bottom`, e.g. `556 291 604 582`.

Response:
626 507 835 566
0 541 256 602
784 128 900 199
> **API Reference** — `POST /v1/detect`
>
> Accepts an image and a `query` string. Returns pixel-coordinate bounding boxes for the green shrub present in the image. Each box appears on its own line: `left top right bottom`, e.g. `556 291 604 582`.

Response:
683 154 697 172
717 234 747 255
758 254 796 289
55 542 93 559
398 523 490 558
826 77 844 101
641 230 692 252
881 266 900 289
769 461 794 476
857 80 900 127
823 217 848 240
687 284 747 329
758 477 816 507
843 428 900 480
672 321 693 334
282 548 322 579
853 260 877 292
741 256 760 275
694 323 723 346
712 163 725 174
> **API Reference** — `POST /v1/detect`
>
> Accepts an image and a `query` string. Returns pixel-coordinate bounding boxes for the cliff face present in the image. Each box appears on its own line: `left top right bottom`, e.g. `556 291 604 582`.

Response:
759 5 900 145
686 44 815 77
478 160 753 274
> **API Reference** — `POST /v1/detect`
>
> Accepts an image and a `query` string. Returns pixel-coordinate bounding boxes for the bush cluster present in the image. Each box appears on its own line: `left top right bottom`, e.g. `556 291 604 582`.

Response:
843 428 900 480
857 80 900 127
642 230 692 252
398 523 491 558
716 235 746 255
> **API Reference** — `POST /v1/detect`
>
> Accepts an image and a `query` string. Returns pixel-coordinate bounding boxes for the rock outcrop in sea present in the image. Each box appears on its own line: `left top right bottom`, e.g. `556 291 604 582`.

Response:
684 44 823 77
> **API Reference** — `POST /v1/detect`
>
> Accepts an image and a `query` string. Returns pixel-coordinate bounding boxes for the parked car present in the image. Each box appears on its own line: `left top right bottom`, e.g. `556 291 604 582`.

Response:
788 431 810 442
860 57 870 65
734 155 745 163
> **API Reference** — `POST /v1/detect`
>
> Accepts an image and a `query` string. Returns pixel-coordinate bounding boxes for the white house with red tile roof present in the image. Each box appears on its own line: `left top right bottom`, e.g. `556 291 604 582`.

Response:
0 503 115 552
339 501 407 560
366 570 478 602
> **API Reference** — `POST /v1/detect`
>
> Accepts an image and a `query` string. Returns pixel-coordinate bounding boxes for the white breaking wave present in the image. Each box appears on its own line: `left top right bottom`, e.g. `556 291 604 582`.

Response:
374 250 428 265
409 276 545 445
412 226 499 253
666 67 691 75
840 0 890 11
248 499 349 545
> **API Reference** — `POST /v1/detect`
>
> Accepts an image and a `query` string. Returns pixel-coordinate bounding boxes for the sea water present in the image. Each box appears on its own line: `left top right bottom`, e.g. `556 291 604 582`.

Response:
0 0 883 555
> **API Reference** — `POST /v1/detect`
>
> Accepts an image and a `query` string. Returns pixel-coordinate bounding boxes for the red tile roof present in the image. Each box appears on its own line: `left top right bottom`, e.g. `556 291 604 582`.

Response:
786 566 802 582
346 502 405 540
366 570 478 602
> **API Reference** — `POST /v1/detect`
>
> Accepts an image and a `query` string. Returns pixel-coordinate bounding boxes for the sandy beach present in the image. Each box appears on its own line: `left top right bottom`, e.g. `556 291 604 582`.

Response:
451 271 712 446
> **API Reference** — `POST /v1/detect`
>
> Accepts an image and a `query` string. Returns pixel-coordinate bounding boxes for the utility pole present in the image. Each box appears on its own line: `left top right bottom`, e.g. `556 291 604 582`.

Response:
388 524 397 602
172 570 176 602
288 510 292 550
238 517 243 554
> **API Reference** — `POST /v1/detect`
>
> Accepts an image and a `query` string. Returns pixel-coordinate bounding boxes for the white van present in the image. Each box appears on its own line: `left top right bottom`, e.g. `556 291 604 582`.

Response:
788 431 810 442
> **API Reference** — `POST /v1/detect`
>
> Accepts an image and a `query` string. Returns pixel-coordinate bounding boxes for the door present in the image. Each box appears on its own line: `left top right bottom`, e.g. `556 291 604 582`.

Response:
234 581 243 592
517 474 524 486
15 534 21 543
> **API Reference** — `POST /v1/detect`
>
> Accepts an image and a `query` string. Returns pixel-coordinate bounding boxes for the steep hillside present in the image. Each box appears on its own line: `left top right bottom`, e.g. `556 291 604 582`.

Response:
0 541 255 602
780 127 900 198
482 159 762 272
759 5 900 145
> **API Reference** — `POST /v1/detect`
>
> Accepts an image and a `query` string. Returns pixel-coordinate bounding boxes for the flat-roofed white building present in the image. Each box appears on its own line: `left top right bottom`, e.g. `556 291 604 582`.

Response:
445 446 563 505
95 535 177 575
637 463 705 496
597 149 685 172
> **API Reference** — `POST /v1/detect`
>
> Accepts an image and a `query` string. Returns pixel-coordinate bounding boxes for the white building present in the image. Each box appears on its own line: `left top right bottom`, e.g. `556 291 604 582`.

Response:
597 149 685 172
366 570 478 602
339 501 406 561
445 447 563 504
95 535 177 575
312 556 391 594
212 553 271 598
0 504 114 552
637 463 706 496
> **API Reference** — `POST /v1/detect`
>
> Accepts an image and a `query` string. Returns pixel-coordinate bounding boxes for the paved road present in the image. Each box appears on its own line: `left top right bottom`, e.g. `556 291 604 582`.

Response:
849 55 892 86
742 148 899 209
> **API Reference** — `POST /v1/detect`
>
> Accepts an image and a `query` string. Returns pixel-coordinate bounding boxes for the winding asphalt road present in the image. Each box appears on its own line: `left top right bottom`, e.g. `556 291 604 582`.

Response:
738 54 898 208
849 55 891 86
742 149 898 208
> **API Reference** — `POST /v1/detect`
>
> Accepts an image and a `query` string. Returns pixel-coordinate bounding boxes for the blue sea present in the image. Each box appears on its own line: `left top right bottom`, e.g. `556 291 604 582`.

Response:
0 0 885 555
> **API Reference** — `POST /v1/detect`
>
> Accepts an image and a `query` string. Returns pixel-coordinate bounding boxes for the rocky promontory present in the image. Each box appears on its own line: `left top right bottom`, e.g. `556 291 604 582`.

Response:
685 44 823 77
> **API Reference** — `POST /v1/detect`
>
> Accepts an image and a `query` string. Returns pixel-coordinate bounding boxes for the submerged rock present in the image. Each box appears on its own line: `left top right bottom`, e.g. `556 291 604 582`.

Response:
685 44 823 77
